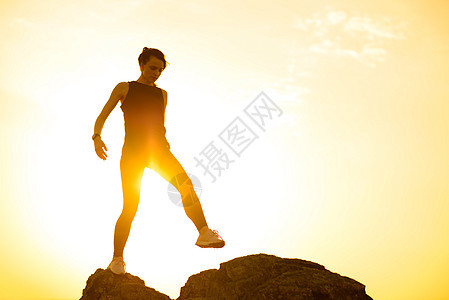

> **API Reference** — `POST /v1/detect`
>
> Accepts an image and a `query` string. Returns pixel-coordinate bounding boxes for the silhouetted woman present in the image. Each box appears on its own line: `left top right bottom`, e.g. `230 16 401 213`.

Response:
92 47 225 275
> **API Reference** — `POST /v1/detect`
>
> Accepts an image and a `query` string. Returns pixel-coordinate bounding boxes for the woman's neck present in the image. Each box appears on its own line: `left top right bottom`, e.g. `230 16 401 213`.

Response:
136 76 156 86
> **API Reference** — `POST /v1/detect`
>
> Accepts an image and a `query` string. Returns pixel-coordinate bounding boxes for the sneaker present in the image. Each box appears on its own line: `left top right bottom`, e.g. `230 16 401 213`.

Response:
107 256 126 275
195 228 225 248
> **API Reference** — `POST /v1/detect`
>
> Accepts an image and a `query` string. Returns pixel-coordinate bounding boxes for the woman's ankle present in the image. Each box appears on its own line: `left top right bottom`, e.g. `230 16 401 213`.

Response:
199 225 209 234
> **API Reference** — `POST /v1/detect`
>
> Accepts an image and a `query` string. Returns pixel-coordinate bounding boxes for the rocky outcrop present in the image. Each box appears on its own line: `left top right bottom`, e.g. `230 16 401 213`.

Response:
80 268 170 300
177 253 372 300
80 253 372 300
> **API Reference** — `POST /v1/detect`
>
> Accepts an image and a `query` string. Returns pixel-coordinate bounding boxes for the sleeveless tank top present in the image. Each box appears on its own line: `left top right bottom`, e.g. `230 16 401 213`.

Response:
120 81 169 154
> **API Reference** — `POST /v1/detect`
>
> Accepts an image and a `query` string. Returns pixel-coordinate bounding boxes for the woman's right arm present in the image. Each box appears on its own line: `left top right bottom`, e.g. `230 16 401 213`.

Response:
93 82 129 160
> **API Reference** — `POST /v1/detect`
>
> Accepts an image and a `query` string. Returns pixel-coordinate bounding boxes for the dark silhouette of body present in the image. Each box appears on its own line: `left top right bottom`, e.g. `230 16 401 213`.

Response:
92 47 224 274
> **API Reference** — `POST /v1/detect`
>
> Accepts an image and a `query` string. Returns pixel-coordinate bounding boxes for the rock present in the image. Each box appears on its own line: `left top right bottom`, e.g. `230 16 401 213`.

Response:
177 253 373 300
80 254 372 300
80 268 171 300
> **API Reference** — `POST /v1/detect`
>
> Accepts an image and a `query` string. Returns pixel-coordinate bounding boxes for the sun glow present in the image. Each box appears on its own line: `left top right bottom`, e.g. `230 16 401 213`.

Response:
1 1 449 300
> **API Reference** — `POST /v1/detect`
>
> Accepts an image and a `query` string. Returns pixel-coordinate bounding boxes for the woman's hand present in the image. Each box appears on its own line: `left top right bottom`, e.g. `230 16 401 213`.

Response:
94 138 108 160
92 82 128 160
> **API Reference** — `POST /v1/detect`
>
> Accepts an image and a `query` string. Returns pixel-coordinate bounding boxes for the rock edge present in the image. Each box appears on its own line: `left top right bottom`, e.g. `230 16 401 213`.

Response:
80 253 373 300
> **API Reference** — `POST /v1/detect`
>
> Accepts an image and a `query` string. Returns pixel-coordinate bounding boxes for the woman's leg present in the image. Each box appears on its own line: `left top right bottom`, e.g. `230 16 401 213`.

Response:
113 153 146 258
149 147 208 232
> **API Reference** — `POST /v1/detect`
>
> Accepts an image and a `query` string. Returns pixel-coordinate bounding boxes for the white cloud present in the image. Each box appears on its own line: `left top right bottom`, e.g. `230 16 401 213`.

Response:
327 11 347 25
333 48 359 58
310 44 328 54
292 9 408 68
362 47 387 56
295 18 308 31
344 16 406 40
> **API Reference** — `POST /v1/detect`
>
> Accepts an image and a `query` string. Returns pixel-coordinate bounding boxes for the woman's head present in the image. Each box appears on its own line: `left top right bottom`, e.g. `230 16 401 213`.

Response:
138 47 168 70
138 47 168 86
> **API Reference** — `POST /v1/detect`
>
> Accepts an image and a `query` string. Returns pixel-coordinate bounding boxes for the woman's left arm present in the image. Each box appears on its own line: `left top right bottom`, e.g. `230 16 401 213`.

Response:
161 89 168 111
161 89 170 149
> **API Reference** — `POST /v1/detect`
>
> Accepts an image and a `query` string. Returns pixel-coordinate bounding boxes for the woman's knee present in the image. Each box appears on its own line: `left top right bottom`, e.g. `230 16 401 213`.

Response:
173 176 196 198
176 177 200 206
169 172 192 189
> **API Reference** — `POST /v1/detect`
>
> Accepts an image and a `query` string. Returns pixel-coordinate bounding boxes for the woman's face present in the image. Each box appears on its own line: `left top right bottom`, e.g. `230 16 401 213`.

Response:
140 56 165 84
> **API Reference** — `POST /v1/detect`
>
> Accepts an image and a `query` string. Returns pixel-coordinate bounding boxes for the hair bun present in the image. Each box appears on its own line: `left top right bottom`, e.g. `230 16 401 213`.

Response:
138 47 168 69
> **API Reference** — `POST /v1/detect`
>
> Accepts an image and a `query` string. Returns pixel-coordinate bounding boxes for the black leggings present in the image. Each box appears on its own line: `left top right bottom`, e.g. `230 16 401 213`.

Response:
113 144 208 257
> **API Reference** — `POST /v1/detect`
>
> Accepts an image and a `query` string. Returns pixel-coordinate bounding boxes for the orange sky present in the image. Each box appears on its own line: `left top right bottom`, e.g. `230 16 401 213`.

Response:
1 1 449 299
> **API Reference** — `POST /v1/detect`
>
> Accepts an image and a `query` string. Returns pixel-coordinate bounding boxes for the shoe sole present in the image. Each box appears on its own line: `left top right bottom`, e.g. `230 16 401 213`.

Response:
107 267 126 275
195 241 225 248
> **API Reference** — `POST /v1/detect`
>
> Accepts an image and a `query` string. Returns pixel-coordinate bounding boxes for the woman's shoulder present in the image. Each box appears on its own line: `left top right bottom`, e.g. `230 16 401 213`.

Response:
116 81 130 88
113 81 130 102
116 81 130 91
